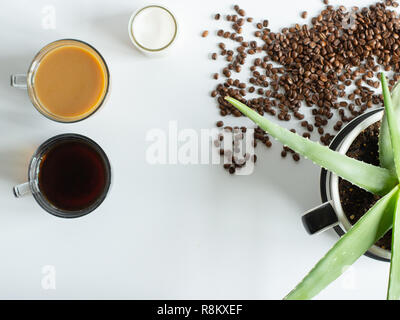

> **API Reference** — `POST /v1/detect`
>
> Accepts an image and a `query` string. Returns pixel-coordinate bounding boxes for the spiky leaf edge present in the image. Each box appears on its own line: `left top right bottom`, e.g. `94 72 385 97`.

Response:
225 97 397 196
285 186 399 300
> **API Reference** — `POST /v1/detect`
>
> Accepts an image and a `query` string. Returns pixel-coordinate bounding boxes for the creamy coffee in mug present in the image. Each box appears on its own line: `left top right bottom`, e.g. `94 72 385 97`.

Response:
11 39 110 123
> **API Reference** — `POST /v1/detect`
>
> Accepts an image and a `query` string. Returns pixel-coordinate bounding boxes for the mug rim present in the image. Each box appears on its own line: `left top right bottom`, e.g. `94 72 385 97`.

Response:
26 39 110 124
28 133 112 218
320 108 390 262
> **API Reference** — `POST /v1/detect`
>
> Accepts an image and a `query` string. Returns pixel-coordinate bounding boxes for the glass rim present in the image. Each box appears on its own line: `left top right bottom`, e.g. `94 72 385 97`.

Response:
28 133 112 218
128 5 178 52
26 39 110 124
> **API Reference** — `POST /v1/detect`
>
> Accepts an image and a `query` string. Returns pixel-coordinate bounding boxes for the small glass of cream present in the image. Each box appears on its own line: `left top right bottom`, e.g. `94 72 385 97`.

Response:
128 5 178 54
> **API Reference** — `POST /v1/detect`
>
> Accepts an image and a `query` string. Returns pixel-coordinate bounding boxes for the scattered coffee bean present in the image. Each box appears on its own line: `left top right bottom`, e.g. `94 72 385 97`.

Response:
223 69 231 77
216 121 224 127
202 30 209 38
210 1 399 171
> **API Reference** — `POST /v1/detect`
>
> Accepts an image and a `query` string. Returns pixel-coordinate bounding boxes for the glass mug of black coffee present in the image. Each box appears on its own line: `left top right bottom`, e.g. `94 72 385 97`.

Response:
13 134 111 218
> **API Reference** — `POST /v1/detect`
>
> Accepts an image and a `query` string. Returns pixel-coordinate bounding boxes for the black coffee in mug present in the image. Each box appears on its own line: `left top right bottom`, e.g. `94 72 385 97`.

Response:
39 140 107 211
13 134 111 218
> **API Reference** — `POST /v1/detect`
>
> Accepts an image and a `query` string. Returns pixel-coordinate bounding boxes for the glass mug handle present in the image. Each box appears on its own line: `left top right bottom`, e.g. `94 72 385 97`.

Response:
302 201 339 235
10 74 27 89
11 73 29 198
13 182 31 198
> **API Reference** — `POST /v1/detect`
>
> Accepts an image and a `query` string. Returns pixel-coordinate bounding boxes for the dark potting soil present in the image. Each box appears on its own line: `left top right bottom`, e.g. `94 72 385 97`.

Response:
338 121 392 251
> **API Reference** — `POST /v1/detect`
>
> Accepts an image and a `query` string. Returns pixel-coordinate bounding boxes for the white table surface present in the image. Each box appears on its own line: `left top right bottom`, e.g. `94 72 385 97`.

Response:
0 0 392 300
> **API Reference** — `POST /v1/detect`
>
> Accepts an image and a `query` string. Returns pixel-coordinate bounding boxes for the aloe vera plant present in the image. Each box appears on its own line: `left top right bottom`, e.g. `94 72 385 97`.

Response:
225 74 400 299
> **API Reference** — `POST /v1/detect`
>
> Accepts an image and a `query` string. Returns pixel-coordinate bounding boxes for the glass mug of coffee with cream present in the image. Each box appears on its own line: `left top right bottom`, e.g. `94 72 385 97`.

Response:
11 39 110 123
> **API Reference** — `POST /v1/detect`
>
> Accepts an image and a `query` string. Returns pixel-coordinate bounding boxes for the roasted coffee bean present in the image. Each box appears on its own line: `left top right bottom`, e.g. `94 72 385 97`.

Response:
216 121 224 127
223 69 231 77
211 1 400 174
202 30 209 37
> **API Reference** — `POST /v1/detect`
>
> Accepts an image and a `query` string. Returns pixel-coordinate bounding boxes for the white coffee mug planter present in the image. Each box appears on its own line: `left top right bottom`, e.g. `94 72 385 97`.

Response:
302 108 390 262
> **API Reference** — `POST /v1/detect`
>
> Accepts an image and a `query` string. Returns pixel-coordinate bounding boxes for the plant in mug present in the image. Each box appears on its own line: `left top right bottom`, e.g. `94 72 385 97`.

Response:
225 74 400 300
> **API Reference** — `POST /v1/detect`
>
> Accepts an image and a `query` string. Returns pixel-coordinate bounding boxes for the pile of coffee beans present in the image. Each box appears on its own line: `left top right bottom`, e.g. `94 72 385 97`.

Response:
208 0 400 173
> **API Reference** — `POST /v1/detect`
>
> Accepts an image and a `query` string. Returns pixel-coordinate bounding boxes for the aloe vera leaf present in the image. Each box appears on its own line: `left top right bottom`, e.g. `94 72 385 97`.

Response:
381 74 400 180
379 80 400 172
388 192 400 300
225 97 397 196
284 186 399 300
